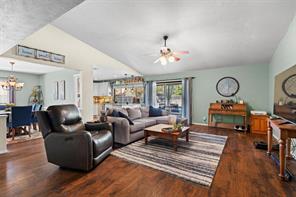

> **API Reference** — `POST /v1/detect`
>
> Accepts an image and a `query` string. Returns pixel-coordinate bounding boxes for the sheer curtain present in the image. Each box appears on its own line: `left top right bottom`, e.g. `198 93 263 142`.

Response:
182 77 193 124
145 81 156 107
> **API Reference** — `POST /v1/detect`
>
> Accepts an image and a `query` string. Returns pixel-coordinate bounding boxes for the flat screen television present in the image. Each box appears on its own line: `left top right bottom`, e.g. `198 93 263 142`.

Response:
274 64 296 124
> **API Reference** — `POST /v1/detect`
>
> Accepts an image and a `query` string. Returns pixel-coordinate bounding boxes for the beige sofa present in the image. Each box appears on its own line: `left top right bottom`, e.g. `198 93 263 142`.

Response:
107 107 187 145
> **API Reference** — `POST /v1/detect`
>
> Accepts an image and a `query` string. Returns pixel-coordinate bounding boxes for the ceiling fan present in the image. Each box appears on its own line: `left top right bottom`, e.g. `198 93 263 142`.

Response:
154 35 189 65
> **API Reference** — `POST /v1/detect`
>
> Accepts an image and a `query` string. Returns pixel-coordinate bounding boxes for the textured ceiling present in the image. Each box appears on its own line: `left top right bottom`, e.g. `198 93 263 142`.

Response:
0 0 85 55
53 0 296 75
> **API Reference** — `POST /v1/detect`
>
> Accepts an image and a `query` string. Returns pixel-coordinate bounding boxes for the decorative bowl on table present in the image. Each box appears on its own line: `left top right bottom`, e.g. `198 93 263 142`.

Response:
161 127 174 133
161 127 182 133
173 123 183 131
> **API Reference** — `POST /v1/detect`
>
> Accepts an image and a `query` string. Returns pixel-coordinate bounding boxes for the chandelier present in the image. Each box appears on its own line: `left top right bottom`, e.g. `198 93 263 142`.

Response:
0 62 24 91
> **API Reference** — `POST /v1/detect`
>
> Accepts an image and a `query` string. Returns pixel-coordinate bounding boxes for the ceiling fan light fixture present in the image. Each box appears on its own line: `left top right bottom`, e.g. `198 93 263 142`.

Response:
160 56 167 65
168 56 175 63
153 35 189 65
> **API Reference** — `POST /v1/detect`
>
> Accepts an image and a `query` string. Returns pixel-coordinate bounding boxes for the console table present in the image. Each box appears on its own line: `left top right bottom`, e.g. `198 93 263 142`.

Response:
267 118 296 180
208 103 247 130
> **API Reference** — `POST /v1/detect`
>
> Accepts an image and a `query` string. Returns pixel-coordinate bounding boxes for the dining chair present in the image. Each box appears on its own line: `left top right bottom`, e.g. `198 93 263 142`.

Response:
0 105 6 110
31 104 42 130
8 106 32 140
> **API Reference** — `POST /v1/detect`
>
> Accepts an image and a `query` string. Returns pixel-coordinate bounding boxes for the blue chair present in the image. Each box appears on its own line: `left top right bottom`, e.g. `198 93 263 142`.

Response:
31 104 42 130
32 103 37 112
0 105 6 110
8 106 32 140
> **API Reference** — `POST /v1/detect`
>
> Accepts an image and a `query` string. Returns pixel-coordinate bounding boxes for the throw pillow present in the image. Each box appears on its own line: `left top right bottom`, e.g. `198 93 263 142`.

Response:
117 108 129 117
106 108 113 116
149 106 162 117
118 111 134 125
140 107 149 118
127 108 142 120
111 110 120 117
161 110 169 116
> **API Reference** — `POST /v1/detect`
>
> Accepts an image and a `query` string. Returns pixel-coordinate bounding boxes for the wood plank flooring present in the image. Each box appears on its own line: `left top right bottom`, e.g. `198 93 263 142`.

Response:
0 125 295 197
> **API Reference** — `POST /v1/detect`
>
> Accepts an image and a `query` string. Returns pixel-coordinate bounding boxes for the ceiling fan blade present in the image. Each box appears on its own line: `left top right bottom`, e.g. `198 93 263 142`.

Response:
160 56 167 65
171 54 181 61
174 56 181 61
174 51 189 55
154 57 161 64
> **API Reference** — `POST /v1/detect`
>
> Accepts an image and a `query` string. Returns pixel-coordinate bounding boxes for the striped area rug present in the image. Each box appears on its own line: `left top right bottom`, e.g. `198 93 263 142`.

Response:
111 132 227 187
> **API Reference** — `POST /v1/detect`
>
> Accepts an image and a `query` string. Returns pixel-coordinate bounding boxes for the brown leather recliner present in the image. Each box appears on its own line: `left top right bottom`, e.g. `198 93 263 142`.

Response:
37 104 113 171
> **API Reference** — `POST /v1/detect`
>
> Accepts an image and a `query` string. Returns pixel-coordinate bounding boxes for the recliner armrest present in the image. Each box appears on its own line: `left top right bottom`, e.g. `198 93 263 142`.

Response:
45 130 92 143
85 122 111 132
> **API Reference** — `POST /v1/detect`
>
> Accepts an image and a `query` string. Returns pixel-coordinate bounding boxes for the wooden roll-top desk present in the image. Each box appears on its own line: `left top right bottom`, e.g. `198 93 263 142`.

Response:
208 103 247 130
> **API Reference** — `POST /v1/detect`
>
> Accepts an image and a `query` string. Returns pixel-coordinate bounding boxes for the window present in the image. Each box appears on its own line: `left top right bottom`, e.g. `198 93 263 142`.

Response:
156 81 183 116
0 86 9 104
113 85 144 105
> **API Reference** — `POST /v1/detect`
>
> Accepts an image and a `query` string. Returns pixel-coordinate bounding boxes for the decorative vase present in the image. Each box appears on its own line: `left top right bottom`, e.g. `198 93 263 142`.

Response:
168 116 177 125
100 111 107 122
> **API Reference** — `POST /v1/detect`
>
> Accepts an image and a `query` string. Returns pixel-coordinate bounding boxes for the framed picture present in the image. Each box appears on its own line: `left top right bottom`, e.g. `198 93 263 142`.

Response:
16 45 66 64
17 45 35 58
53 81 59 100
59 80 66 100
73 74 81 108
51 53 65 64
36 50 51 61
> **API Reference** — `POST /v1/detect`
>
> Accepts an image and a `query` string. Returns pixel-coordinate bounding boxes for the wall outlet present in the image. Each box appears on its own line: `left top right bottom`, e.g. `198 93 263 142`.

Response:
203 116 207 123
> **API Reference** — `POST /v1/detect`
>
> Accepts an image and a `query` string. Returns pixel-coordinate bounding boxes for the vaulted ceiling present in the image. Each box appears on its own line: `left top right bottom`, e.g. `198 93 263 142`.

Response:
0 0 85 55
53 0 296 75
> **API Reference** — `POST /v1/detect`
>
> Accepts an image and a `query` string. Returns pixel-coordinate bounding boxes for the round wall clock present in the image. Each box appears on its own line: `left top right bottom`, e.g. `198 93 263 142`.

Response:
282 74 296 98
216 77 240 97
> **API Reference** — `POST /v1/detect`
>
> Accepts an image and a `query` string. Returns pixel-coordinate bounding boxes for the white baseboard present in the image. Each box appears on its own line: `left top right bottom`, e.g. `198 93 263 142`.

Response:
191 122 208 126
0 149 7 154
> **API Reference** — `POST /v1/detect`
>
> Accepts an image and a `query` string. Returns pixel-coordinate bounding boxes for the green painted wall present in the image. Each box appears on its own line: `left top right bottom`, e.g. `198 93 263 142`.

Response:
0 70 41 106
145 64 269 124
0 68 79 108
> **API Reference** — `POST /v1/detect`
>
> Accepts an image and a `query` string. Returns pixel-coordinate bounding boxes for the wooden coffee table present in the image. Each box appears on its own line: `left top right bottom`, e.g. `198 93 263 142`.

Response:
144 124 190 151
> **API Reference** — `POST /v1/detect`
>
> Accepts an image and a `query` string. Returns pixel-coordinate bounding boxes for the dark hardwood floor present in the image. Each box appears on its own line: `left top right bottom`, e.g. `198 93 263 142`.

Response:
0 125 295 197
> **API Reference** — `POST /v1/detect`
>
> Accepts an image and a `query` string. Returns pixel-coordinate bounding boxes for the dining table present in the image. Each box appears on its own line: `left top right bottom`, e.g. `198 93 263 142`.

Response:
0 110 11 115
0 110 11 122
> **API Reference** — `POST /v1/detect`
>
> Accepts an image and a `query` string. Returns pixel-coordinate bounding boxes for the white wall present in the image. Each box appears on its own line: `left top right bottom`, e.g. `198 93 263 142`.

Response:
40 69 79 108
0 70 41 106
268 13 296 157
1 25 139 121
